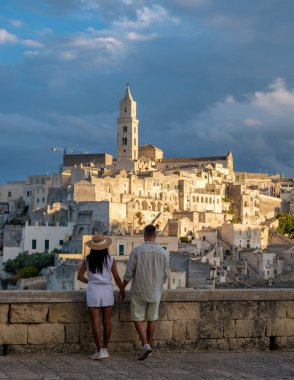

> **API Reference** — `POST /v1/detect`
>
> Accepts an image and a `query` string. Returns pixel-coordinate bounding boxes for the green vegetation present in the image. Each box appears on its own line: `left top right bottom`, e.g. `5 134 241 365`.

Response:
180 236 189 243
227 205 234 215
277 213 294 239
4 251 55 283
231 216 240 224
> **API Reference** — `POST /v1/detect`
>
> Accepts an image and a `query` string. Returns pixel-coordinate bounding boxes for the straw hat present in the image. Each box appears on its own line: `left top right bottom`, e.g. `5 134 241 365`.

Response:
85 234 112 250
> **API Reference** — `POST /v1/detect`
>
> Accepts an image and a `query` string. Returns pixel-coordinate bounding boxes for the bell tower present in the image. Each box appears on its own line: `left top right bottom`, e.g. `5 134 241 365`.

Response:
117 84 139 162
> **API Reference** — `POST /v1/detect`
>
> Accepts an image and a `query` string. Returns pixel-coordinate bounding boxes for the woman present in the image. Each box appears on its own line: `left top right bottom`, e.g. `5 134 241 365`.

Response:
77 234 125 360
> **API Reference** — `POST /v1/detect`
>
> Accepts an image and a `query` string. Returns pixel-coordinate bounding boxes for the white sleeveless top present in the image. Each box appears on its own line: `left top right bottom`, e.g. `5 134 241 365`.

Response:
85 255 113 285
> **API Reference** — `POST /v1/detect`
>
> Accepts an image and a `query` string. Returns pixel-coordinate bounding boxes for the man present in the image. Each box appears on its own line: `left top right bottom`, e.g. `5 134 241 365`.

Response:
123 224 169 360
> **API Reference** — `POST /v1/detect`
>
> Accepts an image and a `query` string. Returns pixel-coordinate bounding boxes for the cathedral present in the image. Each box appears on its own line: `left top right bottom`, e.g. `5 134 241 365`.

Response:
52 84 236 235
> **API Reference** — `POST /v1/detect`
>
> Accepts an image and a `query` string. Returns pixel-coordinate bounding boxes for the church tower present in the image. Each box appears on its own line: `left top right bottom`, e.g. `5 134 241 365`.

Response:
117 84 139 162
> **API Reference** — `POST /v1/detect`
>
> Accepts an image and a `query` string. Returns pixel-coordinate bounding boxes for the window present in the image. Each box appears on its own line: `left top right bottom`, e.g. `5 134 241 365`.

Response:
8 191 12 198
32 239 37 249
45 240 49 251
37 198 39 203
42 197 45 202
59 240 64 246
123 126 127 133
122 137 127 145
125 108 127 113
134 138 136 145
118 244 125 256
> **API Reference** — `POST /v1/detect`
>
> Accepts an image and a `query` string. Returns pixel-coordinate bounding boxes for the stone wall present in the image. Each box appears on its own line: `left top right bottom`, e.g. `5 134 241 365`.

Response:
0 289 293 354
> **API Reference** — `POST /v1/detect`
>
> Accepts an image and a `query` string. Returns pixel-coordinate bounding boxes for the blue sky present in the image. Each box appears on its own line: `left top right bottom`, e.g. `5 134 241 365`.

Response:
0 0 294 182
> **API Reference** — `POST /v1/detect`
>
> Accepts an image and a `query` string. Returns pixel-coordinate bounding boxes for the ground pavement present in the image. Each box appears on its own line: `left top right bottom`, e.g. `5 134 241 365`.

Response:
0 351 293 379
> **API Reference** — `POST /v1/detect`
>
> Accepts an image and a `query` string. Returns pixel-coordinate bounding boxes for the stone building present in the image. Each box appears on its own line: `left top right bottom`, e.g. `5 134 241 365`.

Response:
2 222 73 262
218 223 261 250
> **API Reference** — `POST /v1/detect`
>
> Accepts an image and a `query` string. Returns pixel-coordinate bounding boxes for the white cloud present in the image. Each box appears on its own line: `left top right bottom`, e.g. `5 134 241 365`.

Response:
9 19 23 28
114 4 180 29
225 95 235 104
24 50 40 56
165 78 294 175
59 50 78 61
243 118 264 127
0 28 44 49
0 28 17 44
37 28 53 36
126 31 158 41
253 78 294 115
21 39 44 48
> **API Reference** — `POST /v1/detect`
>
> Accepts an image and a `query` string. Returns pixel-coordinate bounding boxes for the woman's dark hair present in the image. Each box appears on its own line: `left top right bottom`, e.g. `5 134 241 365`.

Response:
87 248 110 274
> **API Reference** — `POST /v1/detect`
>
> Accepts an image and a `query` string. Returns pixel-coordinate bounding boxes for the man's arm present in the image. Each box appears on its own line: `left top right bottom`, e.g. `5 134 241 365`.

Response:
163 250 170 283
123 249 138 288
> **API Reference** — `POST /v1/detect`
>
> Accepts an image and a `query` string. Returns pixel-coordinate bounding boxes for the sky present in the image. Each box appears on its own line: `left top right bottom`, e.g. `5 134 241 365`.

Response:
0 0 294 183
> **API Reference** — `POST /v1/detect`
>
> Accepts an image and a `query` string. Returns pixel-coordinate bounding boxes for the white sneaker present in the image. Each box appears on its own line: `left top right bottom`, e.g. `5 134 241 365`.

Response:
102 348 109 358
91 349 107 360
138 344 152 360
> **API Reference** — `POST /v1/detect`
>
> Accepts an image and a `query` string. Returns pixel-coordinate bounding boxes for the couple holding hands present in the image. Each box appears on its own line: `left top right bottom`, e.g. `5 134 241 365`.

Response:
78 224 169 360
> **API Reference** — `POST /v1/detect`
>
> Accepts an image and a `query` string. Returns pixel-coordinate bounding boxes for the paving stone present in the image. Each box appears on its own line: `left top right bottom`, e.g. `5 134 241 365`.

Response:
0 352 293 379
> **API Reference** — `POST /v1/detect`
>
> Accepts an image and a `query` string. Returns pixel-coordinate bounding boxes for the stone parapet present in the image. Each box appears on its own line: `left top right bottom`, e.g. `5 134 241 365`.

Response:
0 289 293 353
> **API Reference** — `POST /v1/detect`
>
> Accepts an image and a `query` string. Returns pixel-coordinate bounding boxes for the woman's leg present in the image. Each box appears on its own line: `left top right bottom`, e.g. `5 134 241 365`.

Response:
88 307 101 351
101 306 112 348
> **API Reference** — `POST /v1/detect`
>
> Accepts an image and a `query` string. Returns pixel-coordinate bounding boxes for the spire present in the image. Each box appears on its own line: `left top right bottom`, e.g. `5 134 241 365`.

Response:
123 82 134 101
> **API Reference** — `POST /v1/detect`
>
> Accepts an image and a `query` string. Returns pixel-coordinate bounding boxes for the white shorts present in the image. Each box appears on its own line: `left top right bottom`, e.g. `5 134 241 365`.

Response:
87 284 114 308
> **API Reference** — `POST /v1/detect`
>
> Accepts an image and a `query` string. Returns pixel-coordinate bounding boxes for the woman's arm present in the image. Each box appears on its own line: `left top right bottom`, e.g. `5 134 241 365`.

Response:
77 260 88 284
111 260 124 290
111 259 126 301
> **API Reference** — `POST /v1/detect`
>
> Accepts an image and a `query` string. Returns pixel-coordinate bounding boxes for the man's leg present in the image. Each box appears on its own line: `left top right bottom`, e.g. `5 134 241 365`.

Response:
146 301 160 346
146 320 156 346
134 321 148 346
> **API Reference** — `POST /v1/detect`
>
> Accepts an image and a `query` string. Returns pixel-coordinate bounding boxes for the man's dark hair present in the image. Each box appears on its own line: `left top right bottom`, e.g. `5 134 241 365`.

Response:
144 224 156 237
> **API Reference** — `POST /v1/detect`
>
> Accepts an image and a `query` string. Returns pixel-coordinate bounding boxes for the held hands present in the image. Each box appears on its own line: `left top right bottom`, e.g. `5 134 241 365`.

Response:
118 288 125 301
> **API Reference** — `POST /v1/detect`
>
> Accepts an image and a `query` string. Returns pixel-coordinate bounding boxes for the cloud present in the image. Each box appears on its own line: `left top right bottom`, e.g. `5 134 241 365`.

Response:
126 31 158 41
24 50 40 56
21 39 44 48
162 78 294 175
0 110 117 181
9 19 23 28
243 119 263 127
0 28 43 49
114 4 180 29
253 78 294 115
0 28 17 44
37 28 53 36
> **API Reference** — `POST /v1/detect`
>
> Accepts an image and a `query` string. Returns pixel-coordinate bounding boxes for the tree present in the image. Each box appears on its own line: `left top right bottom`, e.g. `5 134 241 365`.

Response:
277 213 294 239
4 251 55 275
